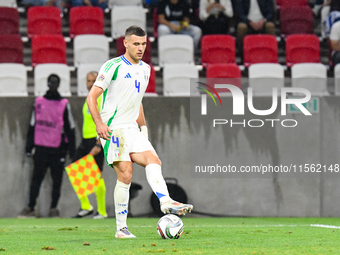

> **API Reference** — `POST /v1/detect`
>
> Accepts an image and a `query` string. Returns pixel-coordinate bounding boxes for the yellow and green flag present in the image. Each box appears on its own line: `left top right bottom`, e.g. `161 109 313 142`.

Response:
65 154 101 198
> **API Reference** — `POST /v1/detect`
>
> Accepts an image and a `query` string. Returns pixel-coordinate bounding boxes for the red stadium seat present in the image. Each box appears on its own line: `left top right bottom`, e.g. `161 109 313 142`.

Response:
0 7 19 35
276 0 308 7
0 34 23 63
286 34 320 67
146 64 157 94
116 36 151 64
27 6 62 38
69 7 104 38
280 6 314 36
206 63 241 93
31 35 66 67
243 34 278 67
206 63 241 78
201 35 236 67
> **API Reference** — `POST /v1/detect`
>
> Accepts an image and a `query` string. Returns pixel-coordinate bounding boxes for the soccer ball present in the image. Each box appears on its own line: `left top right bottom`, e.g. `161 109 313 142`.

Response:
157 214 184 239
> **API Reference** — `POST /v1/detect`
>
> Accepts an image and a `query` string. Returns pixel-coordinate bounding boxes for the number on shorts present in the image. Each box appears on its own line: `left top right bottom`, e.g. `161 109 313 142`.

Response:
112 135 119 147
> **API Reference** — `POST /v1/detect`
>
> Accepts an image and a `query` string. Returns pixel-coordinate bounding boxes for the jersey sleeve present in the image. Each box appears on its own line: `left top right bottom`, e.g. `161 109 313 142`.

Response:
94 60 116 91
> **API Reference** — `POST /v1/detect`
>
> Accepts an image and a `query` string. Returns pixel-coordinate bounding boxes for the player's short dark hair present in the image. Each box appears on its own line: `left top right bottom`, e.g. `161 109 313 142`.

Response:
47 74 60 87
125 25 146 37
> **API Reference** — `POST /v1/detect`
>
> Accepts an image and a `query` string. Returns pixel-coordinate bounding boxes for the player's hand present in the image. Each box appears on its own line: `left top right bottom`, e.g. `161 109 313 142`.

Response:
97 122 112 141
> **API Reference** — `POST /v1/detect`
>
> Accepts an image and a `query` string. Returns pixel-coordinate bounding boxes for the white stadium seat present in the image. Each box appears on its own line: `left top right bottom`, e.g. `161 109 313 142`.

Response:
163 63 198 96
73 35 109 67
0 0 17 7
291 63 328 96
158 34 194 67
108 0 142 8
111 6 146 39
248 63 285 96
34 64 71 97
77 63 103 96
0 63 27 96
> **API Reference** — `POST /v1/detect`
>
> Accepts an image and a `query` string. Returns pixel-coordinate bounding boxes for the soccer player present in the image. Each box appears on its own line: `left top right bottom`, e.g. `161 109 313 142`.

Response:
87 25 193 238
72 71 107 219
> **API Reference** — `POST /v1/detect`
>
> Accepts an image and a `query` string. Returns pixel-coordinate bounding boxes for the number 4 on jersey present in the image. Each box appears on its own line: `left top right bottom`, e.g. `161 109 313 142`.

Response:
112 135 119 147
135 80 140 93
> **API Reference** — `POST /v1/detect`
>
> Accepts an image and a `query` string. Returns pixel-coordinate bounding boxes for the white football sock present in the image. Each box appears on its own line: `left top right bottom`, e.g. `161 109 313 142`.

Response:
114 180 130 231
145 163 171 204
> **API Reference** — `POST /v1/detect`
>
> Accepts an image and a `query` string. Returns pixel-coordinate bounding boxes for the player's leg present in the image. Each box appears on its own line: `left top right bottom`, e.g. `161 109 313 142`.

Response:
49 153 66 217
113 161 136 238
131 151 193 216
20 149 49 217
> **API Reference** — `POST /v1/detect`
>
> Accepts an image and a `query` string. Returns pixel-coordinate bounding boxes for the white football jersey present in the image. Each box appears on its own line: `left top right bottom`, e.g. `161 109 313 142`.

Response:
94 55 150 129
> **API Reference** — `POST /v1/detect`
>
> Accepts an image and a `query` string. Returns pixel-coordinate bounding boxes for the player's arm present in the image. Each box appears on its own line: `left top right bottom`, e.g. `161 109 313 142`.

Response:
87 86 111 141
137 103 148 139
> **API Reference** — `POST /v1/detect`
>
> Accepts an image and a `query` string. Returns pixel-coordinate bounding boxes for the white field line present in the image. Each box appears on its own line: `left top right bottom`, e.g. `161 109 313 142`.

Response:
310 224 340 229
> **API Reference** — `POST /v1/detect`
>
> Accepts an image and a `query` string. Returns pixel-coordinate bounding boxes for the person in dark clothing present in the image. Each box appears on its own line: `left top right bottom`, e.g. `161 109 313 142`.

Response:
234 0 276 53
19 74 76 218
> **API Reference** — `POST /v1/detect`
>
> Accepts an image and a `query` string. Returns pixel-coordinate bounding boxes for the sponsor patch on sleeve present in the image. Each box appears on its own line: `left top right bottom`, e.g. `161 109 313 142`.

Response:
97 74 105 82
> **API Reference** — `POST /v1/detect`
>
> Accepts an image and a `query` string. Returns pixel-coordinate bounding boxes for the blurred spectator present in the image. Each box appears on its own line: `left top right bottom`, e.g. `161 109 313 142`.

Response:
69 0 107 10
199 0 233 35
22 0 66 10
19 74 76 218
330 19 340 65
157 0 202 50
234 0 275 52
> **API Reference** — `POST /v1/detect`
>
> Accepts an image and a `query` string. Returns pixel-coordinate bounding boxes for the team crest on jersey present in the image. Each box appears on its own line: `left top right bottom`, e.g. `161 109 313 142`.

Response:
97 74 105 81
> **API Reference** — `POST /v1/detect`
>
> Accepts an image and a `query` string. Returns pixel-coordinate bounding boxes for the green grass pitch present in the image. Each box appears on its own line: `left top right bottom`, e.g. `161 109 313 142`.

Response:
1 217 340 254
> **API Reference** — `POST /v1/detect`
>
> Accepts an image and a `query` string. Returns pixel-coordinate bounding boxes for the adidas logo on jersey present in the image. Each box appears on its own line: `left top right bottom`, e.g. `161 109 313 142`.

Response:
124 73 132 78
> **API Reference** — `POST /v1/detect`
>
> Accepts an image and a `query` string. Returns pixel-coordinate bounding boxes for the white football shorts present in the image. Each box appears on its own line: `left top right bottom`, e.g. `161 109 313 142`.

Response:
100 127 155 165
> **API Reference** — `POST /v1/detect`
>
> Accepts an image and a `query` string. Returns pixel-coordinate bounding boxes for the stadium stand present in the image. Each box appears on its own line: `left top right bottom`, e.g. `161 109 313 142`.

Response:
0 63 27 96
280 6 314 36
7 0 337 96
201 35 236 67
291 63 329 96
31 34 66 67
243 34 278 67
158 34 194 67
73 34 109 67
111 6 146 39
0 34 23 63
27 6 62 38
248 63 285 96
0 7 19 35
286 34 320 67
163 63 198 96
34 63 71 96
69 6 104 39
